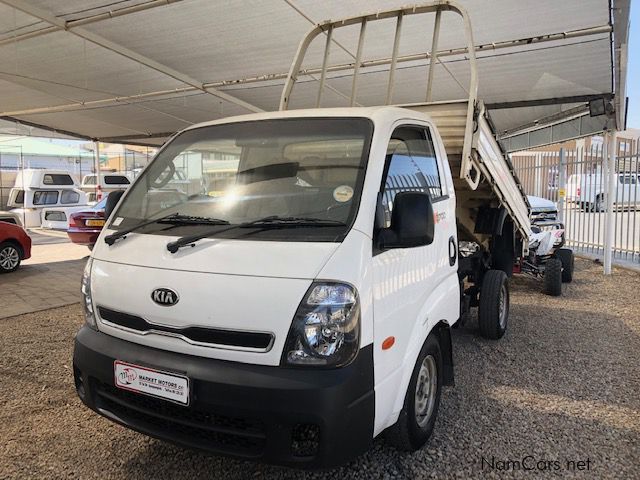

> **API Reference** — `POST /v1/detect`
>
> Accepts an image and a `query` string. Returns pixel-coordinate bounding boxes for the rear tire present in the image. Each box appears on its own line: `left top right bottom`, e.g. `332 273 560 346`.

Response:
0 242 21 273
478 270 509 339
554 248 574 283
386 335 442 452
593 195 604 212
543 258 563 296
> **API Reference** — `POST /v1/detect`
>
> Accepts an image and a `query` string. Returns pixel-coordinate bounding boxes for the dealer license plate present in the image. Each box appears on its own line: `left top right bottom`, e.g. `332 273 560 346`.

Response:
114 361 189 405
86 219 105 227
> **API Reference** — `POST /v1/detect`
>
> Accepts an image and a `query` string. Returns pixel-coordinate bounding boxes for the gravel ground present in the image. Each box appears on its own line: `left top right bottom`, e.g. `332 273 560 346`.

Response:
1 258 639 479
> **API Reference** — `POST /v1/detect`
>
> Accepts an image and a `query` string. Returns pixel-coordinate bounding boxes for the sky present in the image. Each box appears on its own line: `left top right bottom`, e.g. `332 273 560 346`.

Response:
627 0 639 128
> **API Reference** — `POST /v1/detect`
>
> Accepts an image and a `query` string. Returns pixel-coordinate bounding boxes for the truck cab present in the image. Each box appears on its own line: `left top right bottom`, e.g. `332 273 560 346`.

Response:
73 107 466 467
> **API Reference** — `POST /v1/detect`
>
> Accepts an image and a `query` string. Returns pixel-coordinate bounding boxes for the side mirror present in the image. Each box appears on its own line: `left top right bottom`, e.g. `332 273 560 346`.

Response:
105 190 125 220
379 192 434 249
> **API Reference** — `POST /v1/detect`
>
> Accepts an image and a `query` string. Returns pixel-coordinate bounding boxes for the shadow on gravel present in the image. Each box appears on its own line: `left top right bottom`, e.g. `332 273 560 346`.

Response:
2 259 638 479
115 296 639 480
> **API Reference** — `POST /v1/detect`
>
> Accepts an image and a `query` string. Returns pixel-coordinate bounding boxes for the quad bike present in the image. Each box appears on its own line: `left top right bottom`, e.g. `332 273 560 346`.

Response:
515 218 574 296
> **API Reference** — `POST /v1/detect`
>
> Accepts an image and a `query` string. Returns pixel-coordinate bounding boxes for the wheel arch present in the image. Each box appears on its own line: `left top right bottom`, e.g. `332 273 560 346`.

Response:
1 238 24 258
389 320 454 428
432 321 454 386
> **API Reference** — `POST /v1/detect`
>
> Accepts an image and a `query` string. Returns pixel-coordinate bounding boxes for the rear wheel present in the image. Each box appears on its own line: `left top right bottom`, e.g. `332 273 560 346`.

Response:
592 195 604 212
478 270 509 339
0 242 21 273
554 248 574 283
386 335 442 451
543 258 563 296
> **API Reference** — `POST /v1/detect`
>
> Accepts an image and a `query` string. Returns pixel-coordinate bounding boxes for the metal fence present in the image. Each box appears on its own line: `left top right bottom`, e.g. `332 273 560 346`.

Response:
512 141 640 264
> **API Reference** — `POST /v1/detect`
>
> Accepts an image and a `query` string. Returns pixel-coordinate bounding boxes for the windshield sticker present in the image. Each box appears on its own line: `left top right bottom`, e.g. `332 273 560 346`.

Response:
333 185 354 203
112 217 124 226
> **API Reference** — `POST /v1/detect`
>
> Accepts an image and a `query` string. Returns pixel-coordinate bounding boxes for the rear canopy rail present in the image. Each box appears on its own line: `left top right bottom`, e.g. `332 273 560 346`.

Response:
279 0 481 189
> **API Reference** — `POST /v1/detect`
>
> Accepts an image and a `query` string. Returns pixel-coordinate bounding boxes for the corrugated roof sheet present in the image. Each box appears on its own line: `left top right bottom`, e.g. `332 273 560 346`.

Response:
0 0 630 145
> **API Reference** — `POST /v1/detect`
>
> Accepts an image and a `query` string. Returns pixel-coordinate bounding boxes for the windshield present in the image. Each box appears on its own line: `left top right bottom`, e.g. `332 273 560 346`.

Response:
93 195 109 211
111 118 373 241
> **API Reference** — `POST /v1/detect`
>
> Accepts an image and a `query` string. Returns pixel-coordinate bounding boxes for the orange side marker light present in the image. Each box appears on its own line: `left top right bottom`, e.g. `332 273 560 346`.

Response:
382 336 395 350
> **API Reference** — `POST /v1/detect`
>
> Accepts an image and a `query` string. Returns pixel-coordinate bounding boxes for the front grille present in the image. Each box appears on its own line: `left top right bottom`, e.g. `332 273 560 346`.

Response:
98 307 273 350
92 380 266 456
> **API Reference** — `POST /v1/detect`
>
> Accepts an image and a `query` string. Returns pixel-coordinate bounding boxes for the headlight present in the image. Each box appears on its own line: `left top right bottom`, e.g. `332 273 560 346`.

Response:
81 258 97 330
282 282 360 367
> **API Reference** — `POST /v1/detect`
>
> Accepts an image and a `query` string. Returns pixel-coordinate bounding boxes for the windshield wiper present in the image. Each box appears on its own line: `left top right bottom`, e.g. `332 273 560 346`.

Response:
166 216 346 253
104 213 229 246
157 215 231 226
240 216 346 227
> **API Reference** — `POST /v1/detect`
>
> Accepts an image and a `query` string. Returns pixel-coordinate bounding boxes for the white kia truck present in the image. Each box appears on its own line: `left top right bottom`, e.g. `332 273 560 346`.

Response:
74 2 533 468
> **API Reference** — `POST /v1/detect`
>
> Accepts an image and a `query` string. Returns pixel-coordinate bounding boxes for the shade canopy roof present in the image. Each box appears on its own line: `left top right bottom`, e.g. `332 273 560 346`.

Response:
0 0 631 147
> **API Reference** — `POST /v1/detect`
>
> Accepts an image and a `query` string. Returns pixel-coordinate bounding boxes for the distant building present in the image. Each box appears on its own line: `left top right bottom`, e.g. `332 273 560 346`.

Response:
0 136 96 173
82 142 156 172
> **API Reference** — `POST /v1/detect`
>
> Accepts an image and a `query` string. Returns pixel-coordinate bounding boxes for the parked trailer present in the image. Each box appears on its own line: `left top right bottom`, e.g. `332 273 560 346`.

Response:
74 1 562 469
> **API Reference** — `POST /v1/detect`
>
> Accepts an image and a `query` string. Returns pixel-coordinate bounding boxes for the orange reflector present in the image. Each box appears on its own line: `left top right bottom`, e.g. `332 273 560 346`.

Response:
382 336 395 350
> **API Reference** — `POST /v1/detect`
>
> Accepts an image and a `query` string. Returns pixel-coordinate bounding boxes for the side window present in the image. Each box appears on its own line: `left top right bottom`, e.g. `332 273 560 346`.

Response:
60 190 81 204
33 190 59 205
381 126 443 228
104 175 130 185
14 189 25 204
43 174 74 185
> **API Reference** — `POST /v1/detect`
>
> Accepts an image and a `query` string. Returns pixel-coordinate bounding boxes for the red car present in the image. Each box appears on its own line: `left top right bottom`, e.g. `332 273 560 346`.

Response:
0 221 31 273
67 196 108 250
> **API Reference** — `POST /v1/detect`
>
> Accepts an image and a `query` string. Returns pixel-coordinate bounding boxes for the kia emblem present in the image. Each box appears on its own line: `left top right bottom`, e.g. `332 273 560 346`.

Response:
151 288 179 306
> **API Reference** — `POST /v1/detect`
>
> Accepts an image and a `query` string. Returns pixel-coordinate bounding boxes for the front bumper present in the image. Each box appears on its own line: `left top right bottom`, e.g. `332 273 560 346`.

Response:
73 326 374 469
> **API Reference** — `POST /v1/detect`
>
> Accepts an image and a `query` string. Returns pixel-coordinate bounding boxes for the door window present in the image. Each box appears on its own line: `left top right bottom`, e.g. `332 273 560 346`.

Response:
619 174 637 185
380 126 443 228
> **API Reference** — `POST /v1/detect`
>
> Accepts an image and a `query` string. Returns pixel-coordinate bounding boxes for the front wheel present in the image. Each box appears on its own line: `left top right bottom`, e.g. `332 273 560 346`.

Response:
544 258 563 296
386 335 442 452
0 242 22 273
478 270 509 339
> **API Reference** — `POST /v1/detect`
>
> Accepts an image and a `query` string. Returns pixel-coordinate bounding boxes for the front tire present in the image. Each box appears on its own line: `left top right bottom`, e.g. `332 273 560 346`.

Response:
544 258 563 296
554 248 574 283
0 242 21 273
478 270 509 339
386 335 442 452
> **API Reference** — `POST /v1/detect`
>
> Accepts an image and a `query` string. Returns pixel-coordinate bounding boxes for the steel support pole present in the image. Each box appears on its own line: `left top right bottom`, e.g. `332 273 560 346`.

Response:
558 148 566 224
425 8 442 102
604 130 617 274
93 141 101 201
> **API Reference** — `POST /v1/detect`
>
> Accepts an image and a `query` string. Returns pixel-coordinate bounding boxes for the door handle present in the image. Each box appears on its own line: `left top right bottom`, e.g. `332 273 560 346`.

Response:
448 236 457 266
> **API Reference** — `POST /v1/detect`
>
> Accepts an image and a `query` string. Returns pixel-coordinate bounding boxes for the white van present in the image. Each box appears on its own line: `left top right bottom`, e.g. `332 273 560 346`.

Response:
567 172 640 211
8 169 88 228
73 3 535 469
81 172 132 203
